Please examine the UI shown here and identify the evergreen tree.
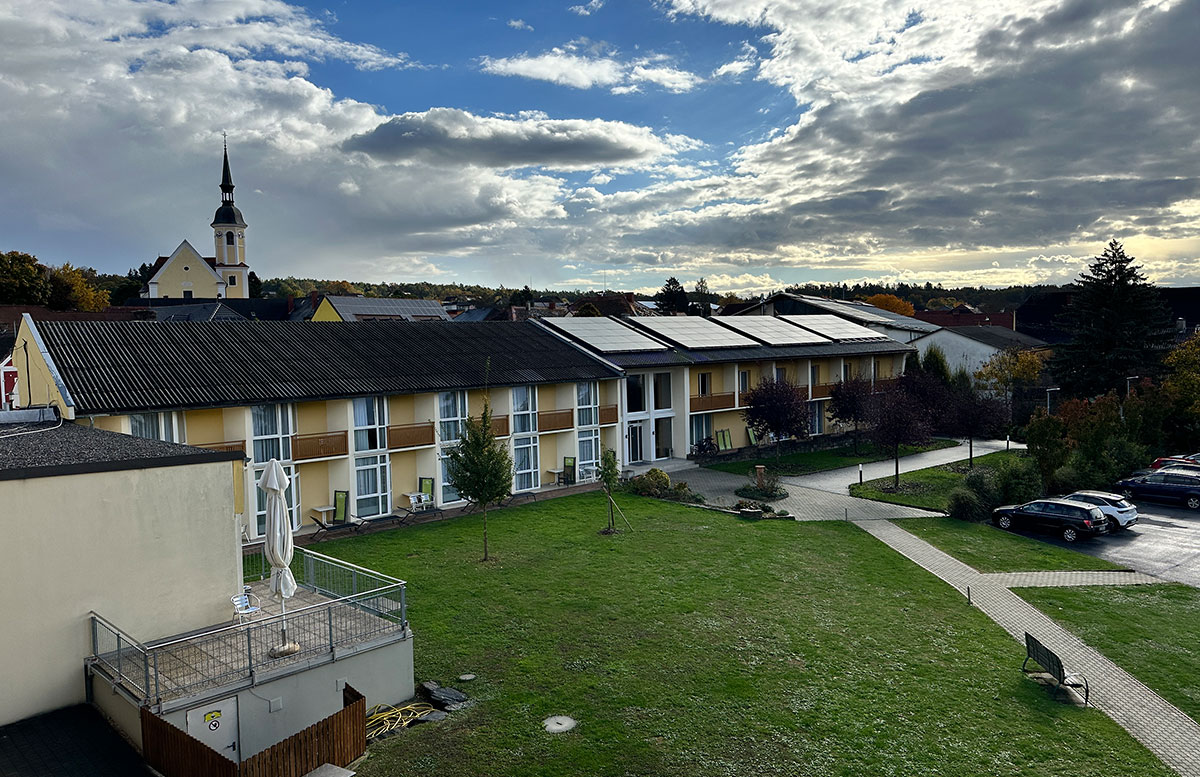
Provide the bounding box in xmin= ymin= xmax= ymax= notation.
xmin=921 ymin=345 xmax=952 ymax=385
xmin=248 ymin=271 xmax=263 ymax=299
xmin=1053 ymin=240 xmax=1173 ymax=397
xmin=654 ymin=277 xmax=689 ymax=314
xmin=443 ymin=399 xmax=513 ymax=561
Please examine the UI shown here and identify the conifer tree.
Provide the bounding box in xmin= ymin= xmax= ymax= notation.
xmin=1053 ymin=240 xmax=1173 ymax=397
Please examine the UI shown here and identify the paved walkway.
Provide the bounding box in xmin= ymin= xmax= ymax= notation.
xmin=855 ymin=518 xmax=1200 ymax=777
xmin=982 ymin=570 xmax=1161 ymax=588
xmin=681 ymin=467 xmax=941 ymax=520
xmin=783 ymin=438 xmax=1024 ymax=494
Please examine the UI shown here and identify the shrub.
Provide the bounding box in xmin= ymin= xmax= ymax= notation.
xmin=947 ymin=488 xmax=987 ymax=522
xmin=994 ymin=457 xmax=1042 ymax=505
xmin=629 ymin=468 xmax=671 ymax=498
xmin=963 ymin=467 xmax=999 ymax=508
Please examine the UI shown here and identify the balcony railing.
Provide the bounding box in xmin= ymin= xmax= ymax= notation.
xmin=88 ymin=547 xmax=407 ymax=707
xmin=292 ymin=431 xmax=348 ymax=460
xmin=491 ymin=415 xmax=510 ymax=437
xmin=598 ymin=404 xmax=618 ymax=425
xmin=690 ymin=392 xmax=735 ymax=413
xmin=387 ymin=422 xmax=435 ymax=449
xmin=191 ymin=440 xmax=246 ymax=455
xmin=809 ymin=383 xmax=835 ymax=399
xmin=738 ymin=391 xmax=751 ymax=407
xmin=873 ymin=377 xmax=900 ymax=392
xmin=538 ymin=409 xmax=574 ymax=432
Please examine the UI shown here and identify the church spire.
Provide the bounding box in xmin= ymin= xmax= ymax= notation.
xmin=211 ymin=135 xmax=246 ymax=230
xmin=220 ymin=134 xmax=235 ymax=204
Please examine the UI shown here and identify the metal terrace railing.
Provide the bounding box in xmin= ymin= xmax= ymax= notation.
xmin=88 ymin=547 xmax=407 ymax=707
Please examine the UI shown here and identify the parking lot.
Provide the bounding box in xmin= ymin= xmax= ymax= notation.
xmin=1040 ymin=501 xmax=1200 ymax=587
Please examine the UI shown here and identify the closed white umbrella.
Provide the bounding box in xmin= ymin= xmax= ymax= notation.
xmin=258 ymin=459 xmax=299 ymax=657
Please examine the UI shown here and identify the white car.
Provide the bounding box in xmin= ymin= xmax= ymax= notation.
xmin=1061 ymin=491 xmax=1139 ymax=530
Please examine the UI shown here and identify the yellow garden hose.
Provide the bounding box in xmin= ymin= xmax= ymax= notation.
xmin=365 ymin=702 xmax=438 ymax=739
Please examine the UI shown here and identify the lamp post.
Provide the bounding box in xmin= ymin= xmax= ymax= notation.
xmin=1046 ymin=387 xmax=1060 ymax=414
xmin=1126 ymin=376 xmax=1139 ymax=396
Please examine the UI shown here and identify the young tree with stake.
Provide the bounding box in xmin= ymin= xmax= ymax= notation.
xmin=443 ymin=399 xmax=513 ymax=561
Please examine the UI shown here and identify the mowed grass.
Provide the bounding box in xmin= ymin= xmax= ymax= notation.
xmin=1018 ymin=584 xmax=1200 ymax=724
xmin=849 ymin=450 xmax=1022 ymax=511
xmin=894 ymin=517 xmax=1125 ymax=573
xmin=314 ymin=493 xmax=1170 ymax=777
xmin=704 ymin=438 xmax=959 ymax=476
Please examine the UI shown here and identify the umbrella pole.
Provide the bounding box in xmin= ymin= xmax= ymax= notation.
xmin=269 ymin=588 xmax=301 ymax=658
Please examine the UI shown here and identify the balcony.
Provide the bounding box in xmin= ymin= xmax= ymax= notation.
xmin=538 ymin=409 xmax=574 ymax=432
xmin=491 ymin=414 xmax=510 ymax=437
xmin=191 ymin=439 xmax=246 ymax=455
xmin=690 ymin=392 xmax=735 ymax=413
xmin=292 ymin=430 xmax=348 ymax=461
xmin=809 ymin=383 xmax=835 ymax=399
xmin=87 ymin=547 xmax=408 ymax=707
xmin=873 ymin=377 xmax=900 ymax=393
xmin=598 ymin=404 xmax=618 ymax=425
xmin=387 ymin=422 xmax=435 ymax=450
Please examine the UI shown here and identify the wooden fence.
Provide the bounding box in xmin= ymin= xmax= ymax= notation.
xmin=141 ymin=707 xmax=237 ymax=777
xmin=140 ymin=685 xmax=366 ymax=777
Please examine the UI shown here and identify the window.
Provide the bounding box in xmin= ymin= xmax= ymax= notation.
xmin=653 ymin=372 xmax=671 ymax=410
xmin=690 ymin=414 xmax=713 ymax=447
xmin=441 ymin=456 xmax=460 ymax=503
xmin=578 ymin=428 xmax=600 ymax=469
xmin=355 ymin=454 xmax=389 ymax=517
xmin=228 ymin=275 xmax=237 ymax=286
xmin=129 ymin=411 xmax=180 ymax=443
xmin=738 ymin=370 xmax=750 ymax=394
xmin=775 ymin=367 xmax=786 ymax=383
xmin=577 ymin=381 xmax=598 ymax=427
xmin=842 ymin=362 xmax=850 ymax=382
xmin=697 ymin=372 xmax=712 ymax=396
xmin=514 ymin=435 xmax=540 ymax=491
xmin=254 ymin=463 xmax=299 ymax=535
xmin=438 ymin=391 xmax=468 ymax=443
xmin=226 ymin=231 xmax=235 ymax=245
xmin=809 ymin=400 xmax=825 ymax=435
xmin=627 ymin=375 xmax=646 ymax=413
xmin=810 ymin=364 xmax=820 ymax=386
xmin=512 ymin=386 xmax=538 ymax=433
xmin=353 ymin=396 xmax=388 ymax=451
xmin=252 ymin=404 xmax=294 ymax=463
xmin=183 ymin=290 xmax=193 ymax=299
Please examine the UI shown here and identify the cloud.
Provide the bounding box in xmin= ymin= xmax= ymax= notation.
xmin=713 ymin=42 xmax=758 ymax=78
xmin=481 ymin=43 xmax=703 ymax=93
xmin=507 ymin=19 xmax=533 ymax=31
xmin=343 ymin=108 xmax=693 ymax=170
xmin=569 ymin=0 xmax=605 ymax=16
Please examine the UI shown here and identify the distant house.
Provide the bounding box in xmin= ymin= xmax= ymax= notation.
xmin=122 ymin=295 xmax=319 ymax=321
xmin=912 ymin=309 xmax=1016 ymax=329
xmin=732 ymin=293 xmax=938 ymax=344
xmin=312 ymin=296 xmax=451 ymax=322
xmin=568 ymin=292 xmax=657 ymax=317
xmin=911 ymin=325 xmax=1048 ymax=375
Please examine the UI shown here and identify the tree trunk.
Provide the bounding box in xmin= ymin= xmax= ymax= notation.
xmin=482 ymin=508 xmax=489 ymax=561
xmin=893 ymin=446 xmax=900 ymax=490
xmin=608 ymin=493 xmax=615 ymax=532
xmin=853 ymin=421 xmax=860 ymax=454
xmin=969 ymin=436 xmax=974 ymax=467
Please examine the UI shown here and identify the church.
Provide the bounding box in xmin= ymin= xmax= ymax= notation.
xmin=141 ymin=144 xmax=252 ymax=300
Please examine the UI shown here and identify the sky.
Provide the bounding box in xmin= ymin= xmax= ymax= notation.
xmin=1 ymin=0 xmax=1199 ymax=297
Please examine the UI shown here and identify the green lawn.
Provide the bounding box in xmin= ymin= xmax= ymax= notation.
xmin=849 ymin=450 xmax=1022 ymax=511
xmin=704 ymin=438 xmax=959 ymax=476
xmin=1018 ymin=584 xmax=1200 ymax=723
xmin=311 ymin=492 xmax=1169 ymax=777
xmin=894 ymin=517 xmax=1125 ymax=573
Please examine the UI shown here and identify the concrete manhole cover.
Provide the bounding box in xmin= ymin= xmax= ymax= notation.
xmin=458 ymin=673 xmax=477 ymax=682
xmin=542 ymin=715 xmax=577 ymax=733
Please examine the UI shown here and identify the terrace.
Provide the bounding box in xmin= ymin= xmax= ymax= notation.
xmin=86 ymin=547 xmax=408 ymax=711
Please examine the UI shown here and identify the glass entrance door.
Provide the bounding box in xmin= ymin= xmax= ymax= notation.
xmin=628 ymin=422 xmax=645 ymax=463
xmin=653 ymin=417 xmax=672 ymax=460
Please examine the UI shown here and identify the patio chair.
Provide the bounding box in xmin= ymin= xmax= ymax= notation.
xmin=746 ymin=427 xmax=759 ymax=446
xmin=231 ymin=592 xmax=262 ymax=624
xmin=561 ymin=456 xmax=576 ymax=486
xmin=312 ymin=490 xmax=361 ymax=540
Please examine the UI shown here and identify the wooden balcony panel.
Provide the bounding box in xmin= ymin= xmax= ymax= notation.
xmin=491 ymin=415 xmax=510 ymax=437
xmin=689 ymin=392 xmax=736 ymax=413
xmin=292 ymin=430 xmax=348 ymax=461
xmin=808 ymin=383 xmax=834 ymax=399
xmin=873 ymin=378 xmax=900 ymax=392
xmin=387 ymin=422 xmax=435 ymax=449
xmin=192 ymin=439 xmax=246 ymax=455
xmin=738 ymin=392 xmax=750 ymax=407
xmin=538 ymin=409 xmax=574 ymax=432
xmin=598 ymin=405 xmax=618 ymax=425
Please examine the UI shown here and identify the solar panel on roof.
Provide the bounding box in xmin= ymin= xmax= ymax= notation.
xmin=799 ymin=297 xmax=892 ymax=324
xmin=717 ymin=316 xmax=832 ymax=345
xmin=546 ymin=317 xmax=667 ymax=352
xmin=633 ymin=317 xmax=759 ymax=349
xmin=779 ymin=314 xmax=890 ymax=342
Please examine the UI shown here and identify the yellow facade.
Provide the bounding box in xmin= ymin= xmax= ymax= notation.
xmin=146 ymin=241 xmax=228 ymax=300
xmin=312 ymin=298 xmax=343 ymax=322
xmin=13 ymin=320 xmax=71 ymax=416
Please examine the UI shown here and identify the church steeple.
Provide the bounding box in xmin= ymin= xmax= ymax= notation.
xmin=211 ymin=138 xmax=249 ymax=297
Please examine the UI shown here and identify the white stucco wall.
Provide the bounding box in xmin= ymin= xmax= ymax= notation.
xmin=912 ymin=329 xmax=999 ymax=376
xmin=0 ymin=460 xmax=240 ymax=726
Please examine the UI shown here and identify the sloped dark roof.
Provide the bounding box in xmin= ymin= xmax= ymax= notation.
xmin=325 ymin=296 xmax=450 ymax=321
xmin=33 ymin=320 xmax=621 ymax=415
xmin=0 ymin=417 xmax=242 ymax=480
xmin=120 ymin=297 xmax=317 ymax=321
xmin=146 ymin=302 xmax=244 ymax=322
xmin=944 ymin=326 xmax=1047 ymax=350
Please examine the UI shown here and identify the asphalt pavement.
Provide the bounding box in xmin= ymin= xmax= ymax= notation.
xmin=1037 ymin=500 xmax=1200 ymax=588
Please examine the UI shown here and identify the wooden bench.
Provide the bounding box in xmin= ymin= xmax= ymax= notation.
xmin=1022 ymin=632 xmax=1089 ymax=706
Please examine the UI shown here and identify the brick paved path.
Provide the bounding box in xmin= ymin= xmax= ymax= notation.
xmin=856 ymin=519 xmax=1200 ymax=777
xmin=982 ymin=570 xmax=1161 ymax=588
